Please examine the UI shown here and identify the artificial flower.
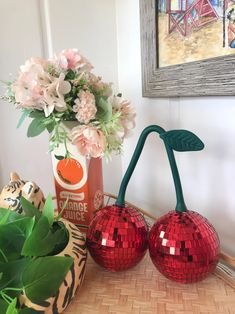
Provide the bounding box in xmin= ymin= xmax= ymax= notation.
xmin=71 ymin=125 xmax=106 ymax=158
xmin=55 ymin=48 xmax=93 ymax=72
xmin=111 ymin=96 xmax=136 ymax=136
xmin=73 ymin=90 xmax=97 ymax=123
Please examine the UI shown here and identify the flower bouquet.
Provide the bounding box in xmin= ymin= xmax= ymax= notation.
xmin=2 ymin=49 xmax=136 ymax=228
xmin=2 ymin=48 xmax=135 ymax=158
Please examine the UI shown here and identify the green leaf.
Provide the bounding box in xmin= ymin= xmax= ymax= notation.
xmin=22 ymin=256 xmax=73 ymax=303
xmin=65 ymin=69 xmax=76 ymax=80
xmin=0 ymin=221 xmax=31 ymax=262
xmin=6 ymin=298 xmax=17 ymax=314
xmin=160 ymin=130 xmax=204 ymax=152
xmin=0 ymin=209 xmax=22 ymax=223
xmin=21 ymin=216 xmax=66 ymax=257
xmin=29 ymin=111 xmax=45 ymax=119
xmin=0 ymin=258 xmax=29 ymax=290
xmin=20 ymin=197 xmax=41 ymax=223
xmin=27 ymin=119 xmax=46 ymax=137
xmin=0 ymin=299 xmax=8 ymax=313
xmin=54 ymin=155 xmax=65 ymax=160
xmin=96 ymin=97 xmax=112 ymax=122
xmin=0 ymin=217 xmax=35 ymax=262
xmin=42 ymin=195 xmax=54 ymax=225
xmin=0 ymin=211 xmax=11 ymax=225
xmin=46 ymin=123 xmax=55 ymax=133
xmin=17 ymin=110 xmax=31 ymax=129
xmin=12 ymin=217 xmax=35 ymax=239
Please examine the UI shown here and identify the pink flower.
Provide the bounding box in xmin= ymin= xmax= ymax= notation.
xmin=71 ymin=125 xmax=106 ymax=158
xmin=73 ymin=90 xmax=97 ymax=123
xmin=111 ymin=96 xmax=136 ymax=136
xmin=13 ymin=58 xmax=51 ymax=111
xmin=55 ymin=49 xmax=93 ymax=72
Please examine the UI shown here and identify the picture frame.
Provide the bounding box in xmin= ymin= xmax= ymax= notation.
xmin=139 ymin=0 xmax=235 ymax=97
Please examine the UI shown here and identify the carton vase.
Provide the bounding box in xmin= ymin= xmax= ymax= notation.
xmin=51 ymin=122 xmax=103 ymax=233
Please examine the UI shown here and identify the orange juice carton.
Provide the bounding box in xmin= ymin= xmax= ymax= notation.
xmin=51 ymin=141 xmax=103 ymax=233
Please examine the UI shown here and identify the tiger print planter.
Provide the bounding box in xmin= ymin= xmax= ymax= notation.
xmin=0 ymin=172 xmax=87 ymax=313
xmin=20 ymin=219 xmax=87 ymax=313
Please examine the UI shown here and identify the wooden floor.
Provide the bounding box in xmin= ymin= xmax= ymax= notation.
xmin=64 ymin=253 xmax=235 ymax=314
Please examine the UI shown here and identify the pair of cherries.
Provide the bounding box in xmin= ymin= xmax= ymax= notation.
xmin=86 ymin=125 xmax=220 ymax=284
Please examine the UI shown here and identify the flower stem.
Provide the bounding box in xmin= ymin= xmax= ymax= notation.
xmin=115 ymin=124 xmax=187 ymax=213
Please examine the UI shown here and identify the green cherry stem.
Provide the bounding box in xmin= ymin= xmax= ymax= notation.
xmin=163 ymin=142 xmax=187 ymax=212
xmin=115 ymin=125 xmax=187 ymax=213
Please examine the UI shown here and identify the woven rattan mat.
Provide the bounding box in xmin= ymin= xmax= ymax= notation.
xmin=64 ymin=253 xmax=235 ymax=314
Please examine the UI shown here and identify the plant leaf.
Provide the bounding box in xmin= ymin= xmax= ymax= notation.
xmin=20 ymin=197 xmax=41 ymax=223
xmin=17 ymin=110 xmax=31 ymax=129
xmin=27 ymin=118 xmax=45 ymax=137
xmin=42 ymin=195 xmax=54 ymax=225
xmin=160 ymin=130 xmax=204 ymax=152
xmin=22 ymin=256 xmax=73 ymax=303
xmin=0 ymin=209 xmax=22 ymax=223
xmin=21 ymin=216 xmax=66 ymax=257
xmin=0 ymin=211 xmax=11 ymax=225
xmin=6 ymin=298 xmax=17 ymax=314
xmin=0 ymin=218 xmax=34 ymax=262
xmin=11 ymin=217 xmax=35 ymax=239
xmin=54 ymin=155 xmax=65 ymax=160
xmin=0 ymin=258 xmax=29 ymax=290
xmin=0 ymin=299 xmax=8 ymax=313
xmin=46 ymin=123 xmax=55 ymax=133
xmin=29 ymin=111 xmax=45 ymax=119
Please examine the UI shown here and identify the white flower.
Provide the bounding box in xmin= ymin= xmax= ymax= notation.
xmin=13 ymin=58 xmax=51 ymax=111
xmin=111 ymin=96 xmax=136 ymax=136
xmin=44 ymin=73 xmax=71 ymax=117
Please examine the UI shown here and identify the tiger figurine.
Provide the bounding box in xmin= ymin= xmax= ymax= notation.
xmin=19 ymin=219 xmax=87 ymax=314
xmin=0 ymin=172 xmax=45 ymax=212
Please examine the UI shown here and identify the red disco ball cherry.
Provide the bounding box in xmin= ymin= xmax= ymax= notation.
xmin=86 ymin=205 xmax=148 ymax=271
xmin=149 ymin=210 xmax=220 ymax=283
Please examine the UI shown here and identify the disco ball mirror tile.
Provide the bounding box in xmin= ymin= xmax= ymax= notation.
xmin=87 ymin=205 xmax=148 ymax=271
xmin=149 ymin=210 xmax=220 ymax=283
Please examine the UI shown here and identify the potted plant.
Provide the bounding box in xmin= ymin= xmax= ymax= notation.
xmin=0 ymin=194 xmax=87 ymax=313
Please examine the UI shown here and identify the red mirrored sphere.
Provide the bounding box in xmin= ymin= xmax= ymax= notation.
xmin=149 ymin=210 xmax=220 ymax=283
xmin=86 ymin=205 xmax=148 ymax=271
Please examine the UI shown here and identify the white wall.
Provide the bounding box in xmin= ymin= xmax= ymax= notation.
xmin=115 ymin=0 xmax=235 ymax=255
xmin=0 ymin=0 xmax=121 ymax=194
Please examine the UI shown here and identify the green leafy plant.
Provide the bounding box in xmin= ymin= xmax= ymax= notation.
xmin=0 ymin=195 xmax=72 ymax=314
